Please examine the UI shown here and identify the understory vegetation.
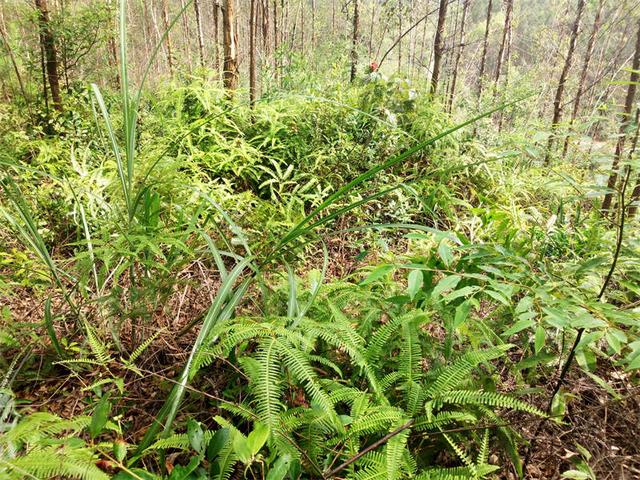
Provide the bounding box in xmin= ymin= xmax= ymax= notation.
xmin=1 ymin=0 xmax=640 ymax=479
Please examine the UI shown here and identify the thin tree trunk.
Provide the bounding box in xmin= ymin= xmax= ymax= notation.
xmin=106 ymin=0 xmax=120 ymax=87
xmin=368 ymin=0 xmax=377 ymax=57
xmin=35 ymin=0 xmax=62 ymax=111
xmin=222 ymin=0 xmax=239 ymax=95
xmin=627 ymin=107 xmax=640 ymax=217
xmin=476 ymin=0 xmax=492 ymax=100
xmin=213 ymin=1 xmax=220 ymax=71
xmin=300 ymin=0 xmax=305 ymax=55
xmin=493 ymin=0 xmax=513 ymax=95
xmin=149 ymin=0 xmax=169 ymax=76
xmin=544 ymin=0 xmax=585 ymax=164
xmin=350 ymin=0 xmax=359 ymax=82
xmin=447 ymin=0 xmax=469 ymax=112
xmin=193 ymin=0 xmax=205 ymax=67
xmin=39 ymin=34 xmax=49 ymax=112
xmin=249 ymin=0 xmax=257 ymax=104
xmin=161 ymin=0 xmax=174 ymax=74
xmin=430 ymin=0 xmax=448 ymax=95
xmin=442 ymin=0 xmax=459 ymax=92
xmin=179 ymin=0 xmax=193 ymax=72
xmin=273 ymin=0 xmax=278 ymax=79
xmin=601 ymin=18 xmax=640 ymax=215
xmin=562 ymin=0 xmax=604 ymax=158
xmin=497 ymin=8 xmax=513 ymax=131
xmin=261 ymin=0 xmax=270 ymax=54
xmin=0 ymin=7 xmax=29 ymax=105
xmin=311 ymin=0 xmax=315 ymax=48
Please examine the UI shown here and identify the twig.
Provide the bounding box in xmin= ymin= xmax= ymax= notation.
xmin=323 ymin=419 xmax=414 ymax=479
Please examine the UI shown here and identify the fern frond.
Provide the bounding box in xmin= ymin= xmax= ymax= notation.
xmin=2 ymin=445 xmax=109 ymax=480
xmin=254 ymin=338 xmax=284 ymax=429
xmin=424 ymin=345 xmax=512 ymax=398
xmin=364 ymin=314 xmax=402 ymax=364
xmin=83 ymin=321 xmax=111 ymax=365
xmin=385 ymin=422 xmax=410 ymax=480
xmin=276 ymin=340 xmax=334 ymax=415
xmin=125 ymin=329 xmax=164 ymax=366
xmin=435 ymin=390 xmax=544 ymax=416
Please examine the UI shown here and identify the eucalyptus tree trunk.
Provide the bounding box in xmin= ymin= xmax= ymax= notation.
xmin=179 ymin=0 xmax=193 ymax=72
xmin=493 ymin=0 xmax=513 ymax=95
xmin=213 ymin=1 xmax=220 ymax=70
xmin=601 ymin=19 xmax=640 ymax=215
xmin=476 ymin=0 xmax=493 ymax=100
xmin=249 ymin=0 xmax=257 ymax=104
xmin=627 ymin=108 xmax=640 ymax=217
xmin=222 ymin=0 xmax=239 ymax=95
xmin=161 ymin=0 xmax=174 ymax=74
xmin=562 ymin=0 xmax=604 ymax=158
xmin=261 ymin=0 xmax=270 ymax=54
xmin=544 ymin=0 xmax=585 ymax=164
xmin=273 ymin=0 xmax=278 ymax=78
xmin=193 ymin=0 xmax=205 ymax=67
xmin=350 ymin=0 xmax=359 ymax=82
xmin=430 ymin=0 xmax=447 ymax=95
xmin=447 ymin=0 xmax=469 ymax=112
xmin=35 ymin=0 xmax=62 ymax=111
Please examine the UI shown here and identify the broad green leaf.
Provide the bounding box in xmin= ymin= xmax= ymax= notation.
xmin=187 ymin=419 xmax=204 ymax=453
xmin=247 ymin=422 xmax=270 ymax=456
xmin=113 ymin=439 xmax=128 ymax=463
xmin=561 ymin=470 xmax=591 ymax=480
xmin=361 ymin=264 xmax=394 ymax=285
xmin=207 ymin=428 xmax=230 ymax=461
xmin=432 ymin=275 xmax=462 ymax=299
xmin=232 ymin=432 xmax=252 ymax=464
xmin=453 ymin=301 xmax=471 ymax=329
xmin=534 ymin=325 xmax=545 ymax=354
xmin=485 ymin=289 xmax=510 ymax=306
xmin=443 ymin=286 xmax=479 ymax=303
xmin=266 ymin=454 xmax=292 ymax=480
xmin=90 ymin=393 xmax=111 ymax=439
xmin=407 ymin=269 xmax=423 ymax=300
xmin=438 ymin=240 xmax=454 ymax=267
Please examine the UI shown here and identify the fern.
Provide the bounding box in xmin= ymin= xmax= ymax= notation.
xmin=385 ymin=422 xmax=410 ymax=480
xmin=434 ymin=390 xmax=544 ymax=416
xmin=424 ymin=345 xmax=513 ymax=399
xmin=254 ymin=338 xmax=283 ymax=429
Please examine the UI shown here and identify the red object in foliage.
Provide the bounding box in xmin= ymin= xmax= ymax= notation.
xmin=369 ymin=61 xmax=379 ymax=72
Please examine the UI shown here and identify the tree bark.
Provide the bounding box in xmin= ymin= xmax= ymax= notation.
xmin=447 ymin=0 xmax=469 ymax=112
xmin=430 ymin=0 xmax=448 ymax=95
xmin=562 ymin=0 xmax=604 ymax=158
xmin=476 ymin=0 xmax=493 ymax=100
xmin=350 ymin=0 xmax=359 ymax=82
xmin=159 ymin=0 xmax=174 ymax=74
xmin=222 ymin=0 xmax=239 ymax=95
xmin=193 ymin=0 xmax=205 ymax=67
xmin=493 ymin=0 xmax=513 ymax=94
xmin=272 ymin=0 xmax=279 ymax=80
xmin=213 ymin=1 xmax=220 ymax=71
xmin=601 ymin=18 xmax=640 ymax=215
xmin=35 ymin=0 xmax=62 ymax=111
xmin=627 ymin=107 xmax=640 ymax=217
xmin=179 ymin=0 xmax=193 ymax=72
xmin=249 ymin=0 xmax=257 ymax=104
xmin=544 ymin=0 xmax=586 ymax=164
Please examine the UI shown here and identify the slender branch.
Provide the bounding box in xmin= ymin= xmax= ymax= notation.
xmin=323 ymin=419 xmax=414 ymax=478
xmin=523 ymin=164 xmax=632 ymax=474
xmin=378 ymin=0 xmax=455 ymax=69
